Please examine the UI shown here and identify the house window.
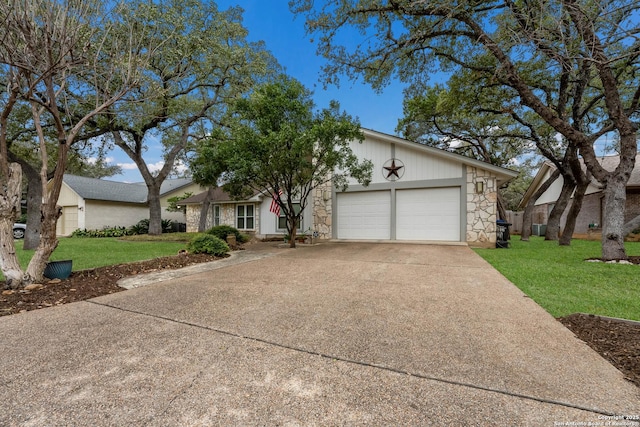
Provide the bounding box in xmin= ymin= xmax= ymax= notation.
xmin=278 ymin=203 xmax=303 ymax=230
xmin=236 ymin=204 xmax=254 ymax=229
xmin=213 ymin=205 xmax=220 ymax=226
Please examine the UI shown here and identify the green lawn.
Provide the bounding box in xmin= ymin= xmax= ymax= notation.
xmin=475 ymin=237 xmax=640 ymax=321
xmin=11 ymin=235 xmax=189 ymax=273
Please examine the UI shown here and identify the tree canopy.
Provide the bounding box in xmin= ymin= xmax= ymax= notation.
xmin=0 ymin=0 xmax=144 ymax=286
xmin=192 ymin=75 xmax=373 ymax=247
xmin=94 ymin=0 xmax=280 ymax=235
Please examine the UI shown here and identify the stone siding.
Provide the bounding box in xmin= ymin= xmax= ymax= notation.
xmin=186 ymin=205 xmax=207 ymax=232
xmin=466 ymin=167 xmax=497 ymax=248
xmin=312 ymin=181 xmax=332 ymax=239
xmin=185 ymin=203 xmax=242 ymax=232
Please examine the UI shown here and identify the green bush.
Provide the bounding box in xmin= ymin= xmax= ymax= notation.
xmin=70 ymin=227 xmax=131 ymax=238
xmin=129 ymin=219 xmax=175 ymax=235
xmin=187 ymin=234 xmax=229 ymax=256
xmin=206 ymin=225 xmax=248 ymax=243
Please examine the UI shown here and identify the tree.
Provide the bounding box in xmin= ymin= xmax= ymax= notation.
xmin=10 ymin=132 xmax=121 ymax=249
xmin=194 ymin=76 xmax=373 ymax=248
xmin=397 ymin=73 xmax=541 ymax=220
xmin=97 ymin=0 xmax=279 ymax=235
xmin=292 ymin=0 xmax=640 ymax=260
xmin=166 ymin=192 xmax=193 ymax=214
xmin=0 ymin=0 xmax=142 ymax=287
xmin=397 ymin=69 xmax=589 ymax=242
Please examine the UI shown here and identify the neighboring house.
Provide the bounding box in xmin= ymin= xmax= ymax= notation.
xmin=518 ymin=154 xmax=640 ymax=236
xmin=181 ymin=129 xmax=518 ymax=247
xmin=54 ymin=174 xmax=205 ymax=235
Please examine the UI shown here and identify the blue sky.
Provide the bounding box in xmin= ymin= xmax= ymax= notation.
xmin=111 ymin=1 xmax=408 ymax=182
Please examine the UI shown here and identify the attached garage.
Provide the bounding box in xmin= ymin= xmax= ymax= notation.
xmin=396 ymin=187 xmax=460 ymax=241
xmin=326 ymin=129 xmax=518 ymax=247
xmin=336 ymin=191 xmax=391 ymax=239
xmin=336 ymin=187 xmax=461 ymax=242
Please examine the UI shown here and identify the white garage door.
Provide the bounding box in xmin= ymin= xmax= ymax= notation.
xmin=337 ymin=191 xmax=391 ymax=239
xmin=396 ymin=187 xmax=460 ymax=241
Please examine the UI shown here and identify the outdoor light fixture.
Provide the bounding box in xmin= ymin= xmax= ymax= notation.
xmin=475 ymin=181 xmax=484 ymax=194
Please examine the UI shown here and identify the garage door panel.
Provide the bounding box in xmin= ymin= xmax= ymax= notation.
xmin=337 ymin=191 xmax=390 ymax=239
xmin=396 ymin=188 xmax=460 ymax=241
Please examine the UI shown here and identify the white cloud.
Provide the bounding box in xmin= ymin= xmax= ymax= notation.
xmin=117 ymin=162 xmax=139 ymax=170
xmin=147 ymin=161 xmax=165 ymax=173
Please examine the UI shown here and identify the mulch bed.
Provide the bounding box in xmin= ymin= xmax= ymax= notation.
xmin=0 ymin=251 xmax=638 ymax=389
xmin=559 ymin=313 xmax=640 ymax=388
xmin=0 ymin=253 xmax=222 ymax=316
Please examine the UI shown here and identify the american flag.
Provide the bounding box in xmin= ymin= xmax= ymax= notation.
xmin=270 ymin=189 xmax=283 ymax=216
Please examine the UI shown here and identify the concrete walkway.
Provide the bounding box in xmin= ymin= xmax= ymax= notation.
xmin=1 ymin=243 xmax=638 ymax=426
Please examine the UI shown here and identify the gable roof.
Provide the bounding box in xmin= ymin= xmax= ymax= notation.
xmin=62 ymin=174 xmax=195 ymax=204
xmin=518 ymin=153 xmax=640 ymax=209
xmin=180 ymin=187 xmax=264 ymax=205
xmin=180 ymin=187 xmax=233 ymax=205
xmin=362 ymin=128 xmax=519 ymax=183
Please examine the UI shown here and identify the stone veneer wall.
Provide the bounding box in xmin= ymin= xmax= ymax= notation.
xmin=466 ymin=167 xmax=498 ymax=248
xmin=186 ymin=205 xmax=207 ymax=232
xmin=312 ymin=181 xmax=333 ymax=239
xmin=185 ymin=203 xmax=248 ymax=233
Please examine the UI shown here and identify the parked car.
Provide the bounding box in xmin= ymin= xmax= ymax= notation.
xmin=13 ymin=223 xmax=26 ymax=239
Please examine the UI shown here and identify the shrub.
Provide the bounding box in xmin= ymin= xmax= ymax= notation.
xmin=206 ymin=225 xmax=248 ymax=243
xmin=129 ymin=219 xmax=149 ymax=235
xmin=129 ymin=219 xmax=176 ymax=235
xmin=187 ymin=234 xmax=229 ymax=256
xmin=70 ymin=227 xmax=131 ymax=238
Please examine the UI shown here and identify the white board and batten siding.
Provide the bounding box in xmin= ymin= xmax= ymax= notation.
xmin=334 ymin=131 xmax=466 ymax=242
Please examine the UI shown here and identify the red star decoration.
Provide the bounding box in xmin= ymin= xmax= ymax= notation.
xmin=384 ymin=159 xmax=404 ymax=179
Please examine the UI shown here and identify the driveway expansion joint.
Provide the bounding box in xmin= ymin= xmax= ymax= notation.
xmin=87 ymin=300 xmax=618 ymax=418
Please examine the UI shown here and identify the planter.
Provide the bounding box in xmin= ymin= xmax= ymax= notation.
xmin=44 ymin=260 xmax=73 ymax=280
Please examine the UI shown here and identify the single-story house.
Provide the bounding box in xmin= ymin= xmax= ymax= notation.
xmin=518 ymin=154 xmax=640 ymax=235
xmin=54 ymin=174 xmax=205 ymax=235
xmin=181 ymin=129 xmax=518 ymax=247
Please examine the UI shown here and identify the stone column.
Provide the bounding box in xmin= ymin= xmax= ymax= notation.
xmin=466 ymin=167 xmax=498 ymax=248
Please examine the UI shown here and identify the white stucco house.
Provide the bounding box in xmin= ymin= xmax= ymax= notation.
xmin=181 ymin=129 xmax=517 ymax=247
xmin=54 ymin=174 xmax=205 ymax=235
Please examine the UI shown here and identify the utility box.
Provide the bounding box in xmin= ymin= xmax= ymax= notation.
xmin=496 ymin=219 xmax=512 ymax=248
xmin=532 ymin=224 xmax=547 ymax=236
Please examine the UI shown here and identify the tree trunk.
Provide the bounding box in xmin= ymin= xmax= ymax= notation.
xmin=19 ymin=161 xmax=43 ymax=250
xmin=25 ymin=204 xmax=61 ymax=282
xmin=521 ymin=169 xmax=560 ymax=241
xmin=287 ymin=215 xmax=297 ymax=249
xmin=600 ymin=176 xmax=629 ymax=260
xmin=147 ymin=185 xmax=163 ymax=235
xmin=198 ymin=187 xmax=215 ymax=232
xmin=0 ymin=163 xmax=25 ymax=289
xmin=24 ymin=139 xmax=71 ymax=282
xmin=496 ymin=192 xmax=507 ymax=221
xmin=559 ymin=178 xmax=589 ymax=246
xmin=545 ymin=179 xmax=574 ymax=241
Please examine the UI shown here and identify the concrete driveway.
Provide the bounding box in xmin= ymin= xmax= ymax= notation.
xmin=1 ymin=242 xmax=638 ymax=426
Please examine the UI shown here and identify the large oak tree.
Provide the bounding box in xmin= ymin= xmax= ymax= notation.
xmin=292 ymin=0 xmax=640 ymax=260
xmin=98 ymin=0 xmax=279 ymax=235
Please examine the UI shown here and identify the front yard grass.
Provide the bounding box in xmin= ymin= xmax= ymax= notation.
xmin=12 ymin=236 xmax=187 ymax=273
xmin=475 ymin=237 xmax=640 ymax=321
